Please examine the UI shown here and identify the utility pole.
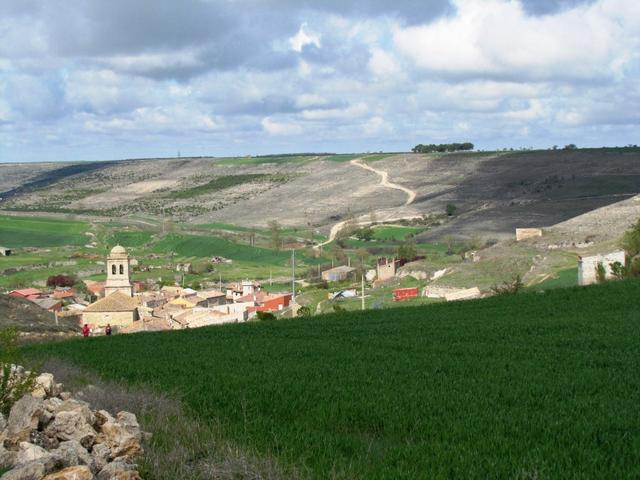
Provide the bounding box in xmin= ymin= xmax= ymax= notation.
xmin=269 ymin=268 xmax=272 ymax=286
xmin=361 ymin=274 xmax=365 ymax=311
xmin=291 ymin=249 xmax=296 ymax=302
xmin=162 ymin=207 xmax=165 ymax=235
xmin=219 ymin=273 xmax=222 ymax=291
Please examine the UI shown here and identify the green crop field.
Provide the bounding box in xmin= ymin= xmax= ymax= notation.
xmin=28 ymin=280 xmax=640 ymax=479
xmin=108 ymin=231 xmax=154 ymax=247
xmin=153 ymin=233 xmax=295 ymax=265
xmin=0 ymin=215 xmax=88 ymax=248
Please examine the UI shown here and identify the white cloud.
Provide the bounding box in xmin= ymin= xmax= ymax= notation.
xmin=368 ymin=48 xmax=401 ymax=78
xmin=363 ymin=116 xmax=393 ymax=137
xmin=261 ymin=117 xmax=303 ymax=136
xmin=289 ymin=23 xmax=321 ymax=53
xmin=301 ymin=102 xmax=368 ymax=120
xmin=393 ymin=0 xmax=639 ymax=81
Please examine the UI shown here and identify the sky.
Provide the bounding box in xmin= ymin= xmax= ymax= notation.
xmin=0 ymin=0 xmax=639 ymax=163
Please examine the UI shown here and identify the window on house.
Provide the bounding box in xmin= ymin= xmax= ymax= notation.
xmin=112 ymin=265 xmax=116 ymax=275
xmin=120 ymin=264 xmax=124 ymax=275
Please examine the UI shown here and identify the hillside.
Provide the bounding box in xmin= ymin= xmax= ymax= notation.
xmin=2 ymin=148 xmax=640 ymax=241
xmin=28 ymin=279 xmax=640 ymax=479
xmin=0 ymin=294 xmax=78 ymax=334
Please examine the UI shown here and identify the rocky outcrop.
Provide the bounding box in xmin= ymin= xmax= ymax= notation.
xmin=1 ymin=369 xmax=144 ymax=480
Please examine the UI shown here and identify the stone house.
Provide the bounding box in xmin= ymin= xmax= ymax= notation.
xmin=82 ymin=291 xmax=140 ymax=328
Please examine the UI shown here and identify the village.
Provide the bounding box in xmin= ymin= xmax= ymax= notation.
xmin=2 ymin=222 xmax=627 ymax=335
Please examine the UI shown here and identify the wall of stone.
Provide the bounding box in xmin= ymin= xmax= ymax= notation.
xmin=577 ymin=250 xmax=626 ymax=285
xmin=516 ymin=228 xmax=542 ymax=241
xmin=82 ymin=311 xmax=137 ymax=328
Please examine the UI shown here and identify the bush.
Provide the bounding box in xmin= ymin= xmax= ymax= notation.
xmin=610 ymin=261 xmax=627 ymax=280
xmin=445 ymin=204 xmax=458 ymax=217
xmin=1 ymin=328 xmax=37 ymax=415
xmin=297 ymin=306 xmax=311 ymax=317
xmin=596 ymin=262 xmax=607 ymax=284
xmin=46 ymin=274 xmax=77 ymax=288
xmin=256 ymin=311 xmax=276 ymax=321
xmin=354 ymin=228 xmax=374 ymax=241
xmin=490 ymin=275 xmax=524 ymax=295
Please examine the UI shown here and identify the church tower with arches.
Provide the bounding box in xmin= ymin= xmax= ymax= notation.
xmin=104 ymin=245 xmax=133 ymax=297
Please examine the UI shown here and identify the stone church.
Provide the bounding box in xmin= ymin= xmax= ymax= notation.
xmin=83 ymin=245 xmax=139 ymax=328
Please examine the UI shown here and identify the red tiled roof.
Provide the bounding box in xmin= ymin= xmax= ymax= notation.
xmin=52 ymin=290 xmax=76 ymax=299
xmin=9 ymin=288 xmax=42 ymax=297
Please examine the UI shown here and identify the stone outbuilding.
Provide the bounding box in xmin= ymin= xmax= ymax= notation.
xmin=578 ymin=250 xmax=626 ymax=285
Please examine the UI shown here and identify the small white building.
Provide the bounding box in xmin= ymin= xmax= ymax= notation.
xmin=578 ymin=251 xmax=626 ymax=285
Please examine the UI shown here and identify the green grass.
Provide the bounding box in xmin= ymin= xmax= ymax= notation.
xmin=323 ymin=154 xmax=361 ymax=162
xmin=108 ymin=231 xmax=154 ymax=247
xmin=28 ymin=280 xmax=640 ymax=478
xmin=530 ymin=267 xmax=579 ymax=291
xmin=363 ymin=154 xmax=394 ymax=162
xmin=0 ymin=215 xmax=88 ymax=248
xmin=372 ymin=225 xmax=427 ymax=241
xmin=167 ymin=174 xmax=273 ymax=199
xmin=153 ymin=233 xmax=293 ymax=265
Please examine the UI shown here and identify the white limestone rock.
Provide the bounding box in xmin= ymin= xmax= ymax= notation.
xmin=6 ymin=396 xmax=45 ymax=444
xmin=44 ymin=411 xmax=96 ymax=449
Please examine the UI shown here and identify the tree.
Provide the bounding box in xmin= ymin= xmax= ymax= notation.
xmin=268 ymin=220 xmax=282 ymax=250
xmin=354 ymin=227 xmax=374 ymax=241
xmin=46 ymin=274 xmax=77 ymax=288
xmin=563 ymin=144 xmax=577 ymax=150
xmin=412 ymin=142 xmax=474 ymax=153
xmin=621 ymin=218 xmax=640 ymax=258
xmin=330 ymin=243 xmax=347 ymax=265
xmin=445 ymin=204 xmax=458 ymax=217
xmin=490 ymin=275 xmax=524 ymax=295
xmin=397 ymin=239 xmax=417 ymax=262
xmin=610 ymin=261 xmax=627 ymax=280
xmin=595 ymin=262 xmax=607 ymax=283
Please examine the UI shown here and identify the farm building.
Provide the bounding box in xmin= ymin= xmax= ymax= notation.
xmin=29 ymin=297 xmax=63 ymax=312
xmin=226 ymin=280 xmax=261 ymax=300
xmin=578 ymin=251 xmax=626 ymax=285
xmin=393 ymin=287 xmax=419 ymax=302
xmin=0 ymin=246 xmax=12 ymax=256
xmin=246 ymin=293 xmax=293 ymax=313
xmin=321 ymin=266 xmax=356 ymax=282
xmin=9 ymin=288 xmax=42 ymax=298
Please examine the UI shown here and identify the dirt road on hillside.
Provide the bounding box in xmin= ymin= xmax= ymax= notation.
xmin=351 ymin=158 xmax=416 ymax=206
xmin=315 ymin=158 xmax=419 ymax=248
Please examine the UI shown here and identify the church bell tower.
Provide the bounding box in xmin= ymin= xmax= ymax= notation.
xmin=104 ymin=245 xmax=133 ymax=297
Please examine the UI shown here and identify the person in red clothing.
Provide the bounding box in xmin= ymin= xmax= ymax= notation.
xmin=82 ymin=324 xmax=90 ymax=337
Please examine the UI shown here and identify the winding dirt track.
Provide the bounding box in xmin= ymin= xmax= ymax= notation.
xmin=350 ymin=158 xmax=416 ymax=206
xmin=315 ymin=158 xmax=418 ymax=248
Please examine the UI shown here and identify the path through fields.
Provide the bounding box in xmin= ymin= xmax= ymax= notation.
xmin=315 ymin=158 xmax=418 ymax=249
